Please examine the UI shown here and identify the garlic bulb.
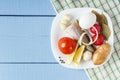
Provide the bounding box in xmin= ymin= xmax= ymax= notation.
xmin=60 ymin=19 xmax=69 ymax=26
xmin=83 ymin=51 xmax=92 ymax=61
xmin=60 ymin=14 xmax=72 ymax=30
xmin=63 ymin=14 xmax=72 ymax=21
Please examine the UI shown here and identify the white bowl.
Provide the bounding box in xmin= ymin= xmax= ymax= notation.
xmin=51 ymin=8 xmax=114 ymax=69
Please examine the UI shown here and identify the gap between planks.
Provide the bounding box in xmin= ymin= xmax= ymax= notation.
xmin=0 ymin=62 xmax=58 ymax=64
xmin=0 ymin=15 xmax=56 ymax=17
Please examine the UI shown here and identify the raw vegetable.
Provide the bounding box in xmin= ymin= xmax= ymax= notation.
xmin=58 ymin=37 xmax=77 ymax=54
xmin=83 ymin=51 xmax=92 ymax=61
xmin=91 ymin=10 xmax=102 ymax=24
xmin=101 ymin=23 xmax=111 ymax=40
xmin=92 ymin=10 xmax=111 ymax=40
xmin=92 ymin=43 xmax=111 ymax=65
xmin=74 ymin=20 xmax=95 ymax=52
xmin=91 ymin=10 xmax=108 ymax=26
xmin=90 ymin=24 xmax=101 ymax=34
xmin=63 ymin=14 xmax=72 ymax=21
xmin=60 ymin=19 xmax=69 ymax=25
xmin=92 ymin=34 xmax=104 ymax=46
xmin=66 ymin=20 xmax=95 ymax=52
xmin=60 ymin=14 xmax=72 ymax=30
xmin=78 ymin=32 xmax=92 ymax=45
xmin=79 ymin=26 xmax=99 ymax=46
xmin=101 ymin=14 xmax=108 ymax=25
xmin=60 ymin=23 xmax=67 ymax=30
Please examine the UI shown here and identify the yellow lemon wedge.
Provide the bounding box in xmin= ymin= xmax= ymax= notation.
xmin=73 ymin=45 xmax=85 ymax=64
xmin=66 ymin=44 xmax=79 ymax=64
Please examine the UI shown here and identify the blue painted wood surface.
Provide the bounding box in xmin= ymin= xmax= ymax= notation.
xmin=0 ymin=17 xmax=55 ymax=62
xmin=0 ymin=64 xmax=89 ymax=80
xmin=0 ymin=0 xmax=89 ymax=80
xmin=0 ymin=0 xmax=55 ymax=15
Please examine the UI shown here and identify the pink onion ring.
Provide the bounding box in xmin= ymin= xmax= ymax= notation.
xmin=78 ymin=26 xmax=98 ymax=45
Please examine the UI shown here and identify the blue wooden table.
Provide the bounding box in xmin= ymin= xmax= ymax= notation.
xmin=0 ymin=0 xmax=89 ymax=80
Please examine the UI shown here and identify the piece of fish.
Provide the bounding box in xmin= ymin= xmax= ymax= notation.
xmin=65 ymin=20 xmax=81 ymax=40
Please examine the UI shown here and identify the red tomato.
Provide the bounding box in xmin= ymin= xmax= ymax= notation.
xmin=90 ymin=24 xmax=101 ymax=35
xmin=92 ymin=34 xmax=104 ymax=46
xmin=58 ymin=37 xmax=77 ymax=54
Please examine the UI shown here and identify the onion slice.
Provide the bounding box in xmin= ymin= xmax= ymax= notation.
xmin=78 ymin=32 xmax=87 ymax=45
xmin=78 ymin=26 xmax=98 ymax=45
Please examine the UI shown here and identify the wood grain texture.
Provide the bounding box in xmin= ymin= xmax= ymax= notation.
xmin=0 ymin=0 xmax=89 ymax=80
xmin=0 ymin=17 xmax=55 ymax=62
xmin=0 ymin=0 xmax=55 ymax=15
xmin=0 ymin=64 xmax=89 ymax=80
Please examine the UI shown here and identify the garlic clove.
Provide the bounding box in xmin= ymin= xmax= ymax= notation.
xmin=60 ymin=23 xmax=67 ymax=30
xmin=60 ymin=19 xmax=69 ymax=25
xmin=63 ymin=14 xmax=72 ymax=21
xmin=83 ymin=51 xmax=92 ymax=61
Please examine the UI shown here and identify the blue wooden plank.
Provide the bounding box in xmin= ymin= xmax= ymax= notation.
xmin=0 ymin=37 xmax=55 ymax=62
xmin=0 ymin=16 xmax=89 ymax=80
xmin=0 ymin=64 xmax=89 ymax=80
xmin=0 ymin=17 xmax=55 ymax=62
xmin=0 ymin=0 xmax=89 ymax=79
xmin=0 ymin=17 xmax=53 ymax=36
xmin=0 ymin=0 xmax=56 ymax=15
